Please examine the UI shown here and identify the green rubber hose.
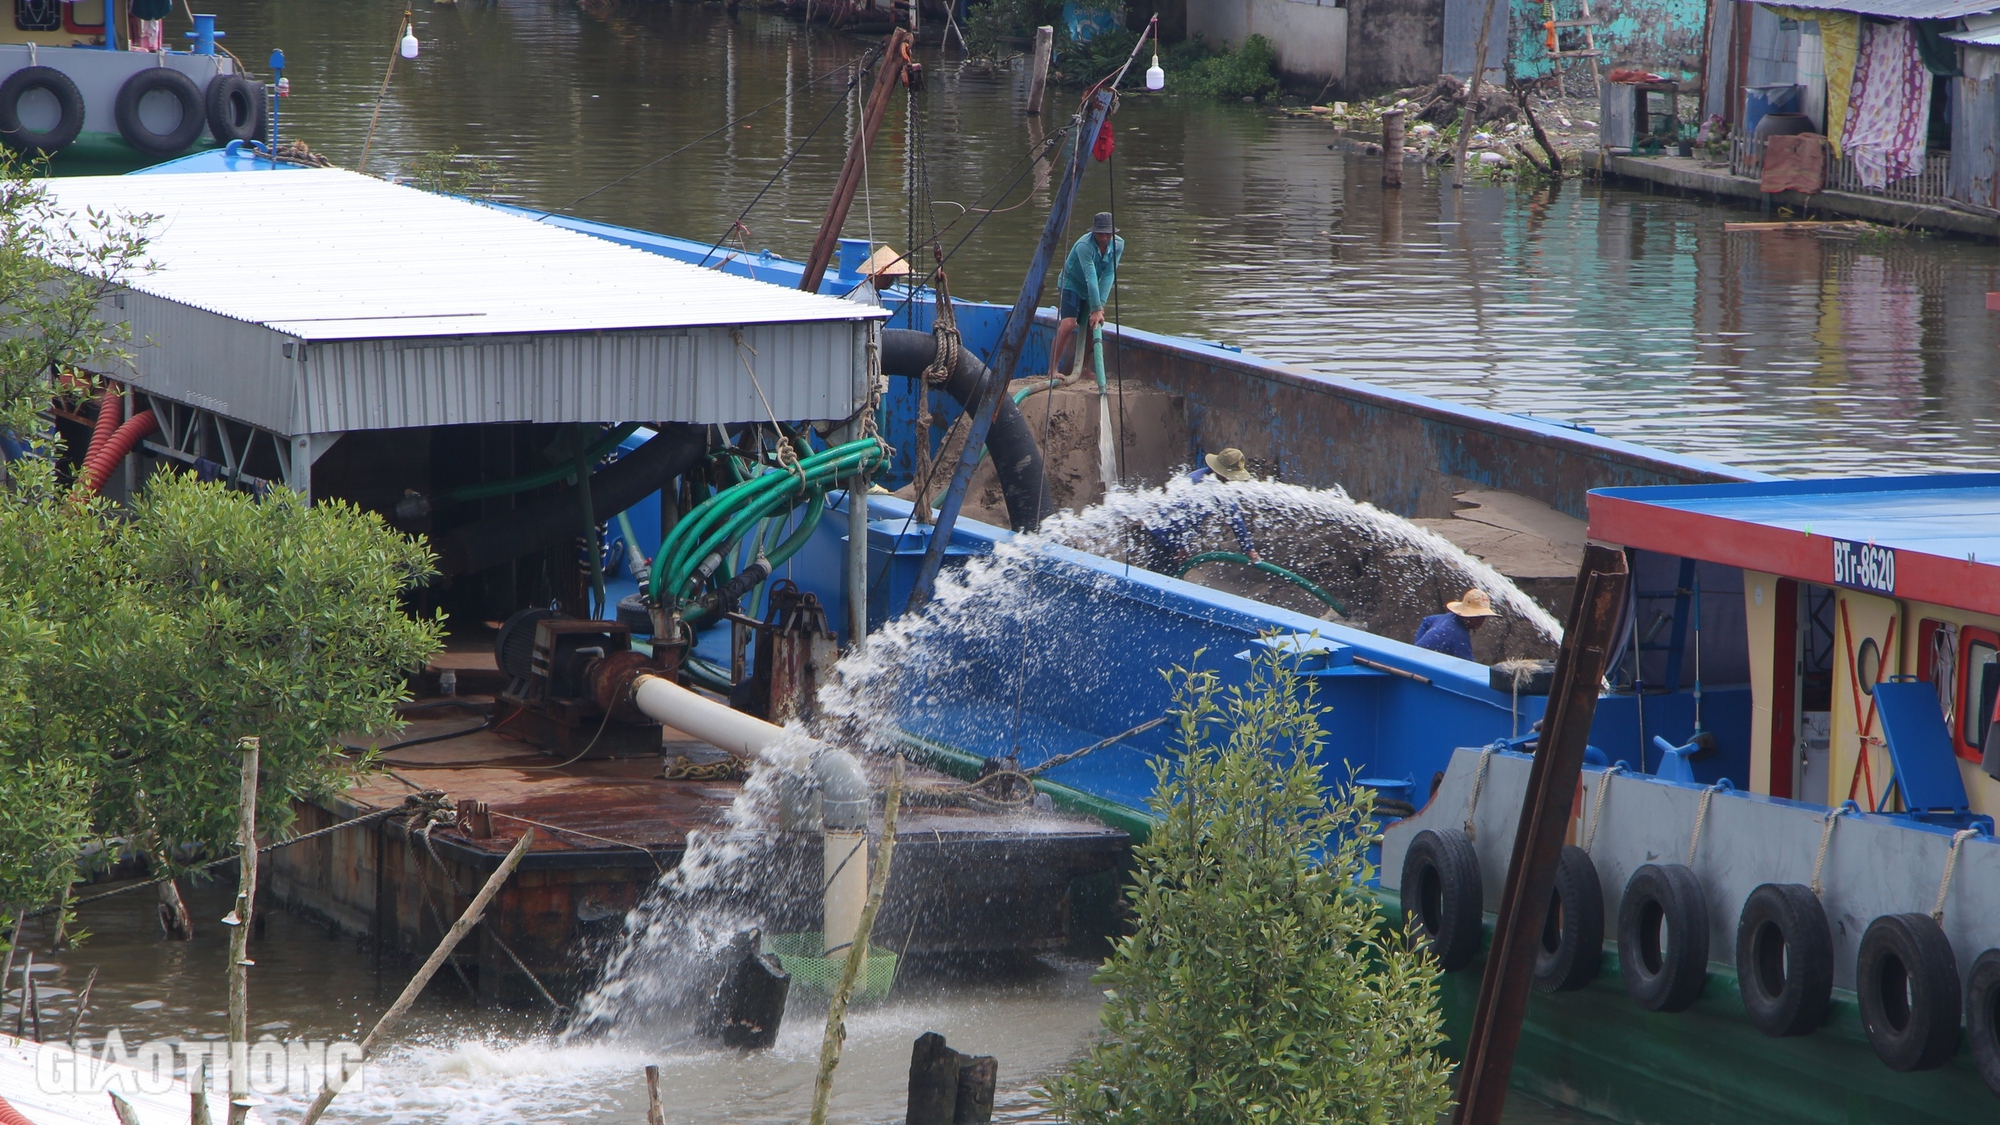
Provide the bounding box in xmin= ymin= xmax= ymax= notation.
xmin=1174 ymin=551 xmax=1349 ymax=616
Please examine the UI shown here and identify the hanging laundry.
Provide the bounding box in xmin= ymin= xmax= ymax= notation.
xmin=1774 ymin=8 xmax=1859 ymax=156
xmin=1842 ymin=19 xmax=1931 ymax=190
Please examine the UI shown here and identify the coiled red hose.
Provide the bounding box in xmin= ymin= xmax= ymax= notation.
xmin=87 ymin=385 xmax=121 ymax=461
xmin=0 ymin=1091 xmax=40 ymax=1125
xmin=81 ymin=409 xmax=157 ymax=495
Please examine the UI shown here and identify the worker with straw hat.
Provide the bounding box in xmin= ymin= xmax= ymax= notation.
xmin=1140 ymin=448 xmax=1259 ymax=571
xmin=1413 ymin=589 xmax=1499 ymax=661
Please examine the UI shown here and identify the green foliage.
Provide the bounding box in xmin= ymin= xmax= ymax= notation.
xmin=1044 ymin=648 xmax=1455 ymax=1125
xmin=404 ymin=147 xmax=509 ymax=201
xmin=964 ymin=0 xmax=1062 ymax=61
xmin=1179 ymin=33 xmax=1280 ymax=101
xmin=0 ymin=154 xmax=148 ymax=440
xmin=0 ymin=470 xmax=444 ymax=868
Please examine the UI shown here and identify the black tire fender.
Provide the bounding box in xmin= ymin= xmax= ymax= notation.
xmin=203 ymin=72 xmax=265 ymax=144
xmin=1966 ymin=948 xmax=2000 ymax=1097
xmin=115 ymin=67 xmax=205 ymax=158
xmin=1400 ymin=828 xmax=1484 ymax=973
xmin=1858 ymin=913 xmax=1962 ymax=1071
xmin=1735 ymin=882 xmax=1834 ymax=1037
xmin=1617 ymin=862 xmax=1709 ymax=1012
xmin=1533 ymin=844 xmax=1604 ymax=993
xmin=0 ymin=65 xmax=84 ymax=155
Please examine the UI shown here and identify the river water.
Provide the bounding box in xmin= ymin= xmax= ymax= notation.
xmin=33 ymin=2 xmax=1997 ymax=1121
xmin=196 ymin=0 xmax=2000 ymax=478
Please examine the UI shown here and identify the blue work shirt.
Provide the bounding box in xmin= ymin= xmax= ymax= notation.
xmin=1058 ymin=232 xmax=1124 ymax=313
xmin=1145 ymin=467 xmax=1254 ymax=560
xmin=1413 ymin=613 xmax=1477 ymax=661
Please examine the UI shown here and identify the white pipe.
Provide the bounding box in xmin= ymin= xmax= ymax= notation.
xmin=631 ymin=673 xmax=875 ymax=946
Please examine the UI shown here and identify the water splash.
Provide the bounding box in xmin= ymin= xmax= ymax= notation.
xmin=1042 ymin=474 xmax=1564 ymax=651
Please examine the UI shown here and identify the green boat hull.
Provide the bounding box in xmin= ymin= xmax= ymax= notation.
xmin=1399 ymin=888 xmax=1997 ymax=1124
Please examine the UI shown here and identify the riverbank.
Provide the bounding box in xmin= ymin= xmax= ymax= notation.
xmin=1586 ymin=151 xmax=2000 ymax=241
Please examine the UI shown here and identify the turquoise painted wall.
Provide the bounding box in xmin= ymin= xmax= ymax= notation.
xmin=1509 ymin=0 xmax=1708 ymax=80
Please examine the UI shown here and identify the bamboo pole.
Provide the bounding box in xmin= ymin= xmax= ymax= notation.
xmin=809 ymin=759 xmax=904 ymax=1125
xmin=645 ymin=1064 xmax=664 ymax=1125
xmin=226 ymin=736 xmax=258 ymax=1125
xmin=1452 ymin=0 xmax=1503 ymax=188
xmin=297 ymin=829 xmax=535 ymax=1125
xmin=0 ymin=907 xmax=20 ymax=1029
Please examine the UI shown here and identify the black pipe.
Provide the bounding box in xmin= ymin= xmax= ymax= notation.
xmin=880 ymin=328 xmax=1051 ymax=532
xmin=433 ymin=424 xmax=710 ymax=576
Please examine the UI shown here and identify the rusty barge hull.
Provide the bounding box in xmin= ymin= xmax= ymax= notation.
xmin=263 ymin=721 xmax=1127 ymax=1004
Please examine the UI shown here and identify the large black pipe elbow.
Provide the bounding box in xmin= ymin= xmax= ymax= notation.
xmin=433 ymin=423 xmax=710 ymax=576
xmin=880 ymin=328 xmax=1052 ymax=532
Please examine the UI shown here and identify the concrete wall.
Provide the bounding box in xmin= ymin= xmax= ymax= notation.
xmin=1342 ymin=0 xmax=1444 ymax=95
xmin=1188 ymin=0 xmax=1349 ymax=86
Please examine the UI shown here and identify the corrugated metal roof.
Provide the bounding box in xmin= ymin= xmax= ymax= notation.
xmin=1762 ymin=0 xmax=2000 ymax=21
xmin=1945 ymin=10 xmax=2000 ymax=42
xmin=39 ymin=169 xmax=886 ymax=434
xmin=45 ymin=169 xmax=883 ymax=340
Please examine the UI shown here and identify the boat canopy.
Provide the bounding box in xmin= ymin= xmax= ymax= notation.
xmin=1587 ymin=475 xmax=2000 ymax=616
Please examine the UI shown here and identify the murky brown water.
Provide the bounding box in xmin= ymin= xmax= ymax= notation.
xmin=189 ymin=0 xmax=2000 ymax=478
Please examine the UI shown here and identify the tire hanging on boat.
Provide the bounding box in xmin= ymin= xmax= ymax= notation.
xmin=1400 ymin=827 xmax=1484 ymax=973
xmin=203 ymin=72 xmax=265 ymax=144
xmin=1735 ymin=882 xmax=1833 ymax=1037
xmin=0 ymin=65 xmax=84 ymax=155
xmin=115 ymin=67 xmax=205 ymax=157
xmin=1857 ymin=913 xmax=1962 ymax=1072
xmin=1965 ymin=948 xmax=2000 ymax=1098
xmin=1617 ymin=862 xmax=1708 ymax=1012
xmin=1533 ymin=844 xmax=1603 ymax=993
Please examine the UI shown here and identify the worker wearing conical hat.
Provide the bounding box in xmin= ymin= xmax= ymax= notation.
xmin=1413 ymin=589 xmax=1499 ymax=661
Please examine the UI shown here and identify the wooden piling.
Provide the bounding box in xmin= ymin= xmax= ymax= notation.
xmin=953 ymin=1054 xmax=996 ymax=1124
xmin=644 ymin=1064 xmax=664 ymax=1125
xmin=226 ymin=736 xmax=259 ymax=1125
xmin=1025 ymin=26 xmax=1053 ymax=116
xmin=1450 ymin=545 xmax=1629 ymax=1125
xmin=1380 ymin=110 xmax=1405 ymax=188
xmin=906 ymin=1032 xmax=959 ymax=1125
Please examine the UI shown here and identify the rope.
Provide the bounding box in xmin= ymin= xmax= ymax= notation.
xmin=1687 ymin=783 xmax=1724 ymax=866
xmin=486 ymin=810 xmax=666 ymax=874
xmin=936 ymin=715 xmax=1168 ymax=809
xmin=663 ymin=755 xmax=748 ymax=781
xmin=1932 ymin=827 xmax=1980 ymax=923
xmin=1809 ymin=805 xmax=1848 ymax=897
xmin=731 ymin=330 xmax=803 ymax=479
xmin=1582 ymin=765 xmax=1624 ymax=854
xmin=1495 ymin=658 xmax=1544 ymax=740
xmin=1463 ymin=746 xmax=1496 ymax=840
xmin=26 ymin=796 xmax=434 ymax=919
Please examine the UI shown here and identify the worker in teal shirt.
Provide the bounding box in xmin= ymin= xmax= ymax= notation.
xmin=1049 ymin=212 xmax=1124 ymax=377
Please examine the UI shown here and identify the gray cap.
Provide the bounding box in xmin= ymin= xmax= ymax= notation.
xmin=1091 ymin=211 xmax=1117 ymax=235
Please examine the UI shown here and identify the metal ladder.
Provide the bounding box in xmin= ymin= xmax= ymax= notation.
xmin=1539 ymin=0 xmax=1603 ymax=97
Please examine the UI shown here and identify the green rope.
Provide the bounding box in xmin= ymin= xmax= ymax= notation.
xmin=1174 ymin=551 xmax=1349 ymax=615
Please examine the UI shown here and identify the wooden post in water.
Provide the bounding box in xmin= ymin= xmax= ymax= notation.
xmin=1025 ymin=26 xmax=1054 ymax=116
xmin=298 ymin=830 xmax=535 ymax=1125
xmin=1381 ymin=109 xmax=1406 ymax=188
xmin=1450 ymin=545 xmax=1629 ymax=1125
xmin=226 ymin=736 xmax=259 ymax=1125
xmin=644 ymin=1064 xmax=664 ymax=1125
xmin=800 ymin=29 xmax=914 ymax=292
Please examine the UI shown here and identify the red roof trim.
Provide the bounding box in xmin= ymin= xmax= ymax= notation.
xmin=1587 ymin=493 xmax=2000 ymax=617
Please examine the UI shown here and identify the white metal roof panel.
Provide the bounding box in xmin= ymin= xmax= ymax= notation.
xmin=1763 ymin=0 xmax=2000 ymax=20
xmin=1945 ymin=11 xmax=2000 ymax=43
xmin=38 ymin=169 xmax=885 ymax=435
xmin=42 ymin=169 xmax=882 ymax=340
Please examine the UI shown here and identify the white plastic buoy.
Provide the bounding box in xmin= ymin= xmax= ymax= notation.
xmin=399 ymin=27 xmax=420 ymax=59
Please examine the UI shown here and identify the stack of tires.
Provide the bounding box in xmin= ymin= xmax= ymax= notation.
xmin=0 ymin=65 xmax=263 ymax=157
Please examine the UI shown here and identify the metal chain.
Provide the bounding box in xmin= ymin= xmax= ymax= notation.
xmin=1582 ymin=764 xmax=1624 ymax=854
xmin=1933 ymin=827 xmax=1980 ymax=923
xmin=1808 ymin=805 xmax=1849 ymax=897
xmin=1463 ymin=746 xmax=1496 ymax=840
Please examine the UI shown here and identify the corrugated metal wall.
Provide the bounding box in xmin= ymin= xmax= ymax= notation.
xmin=94 ymin=294 xmax=872 ymax=438
xmin=1444 ymin=0 xmax=1508 ymax=74
xmin=1951 ymin=47 xmax=2000 ymax=211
